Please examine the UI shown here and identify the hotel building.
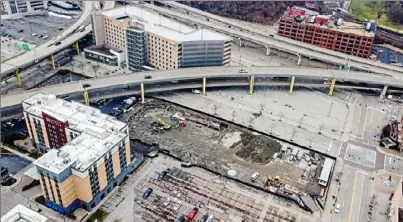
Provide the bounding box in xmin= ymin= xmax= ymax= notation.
xmin=91 ymin=5 xmax=232 ymax=71
xmin=23 ymin=93 xmax=143 ymax=214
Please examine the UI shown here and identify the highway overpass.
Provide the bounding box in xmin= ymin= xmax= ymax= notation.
xmin=140 ymin=2 xmax=403 ymax=77
xmin=2 ymin=66 xmax=402 ymax=110
xmin=0 ymin=1 xmax=116 ymax=78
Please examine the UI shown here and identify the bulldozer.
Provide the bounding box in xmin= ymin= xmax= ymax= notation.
xmin=261 ymin=175 xmax=281 ymax=187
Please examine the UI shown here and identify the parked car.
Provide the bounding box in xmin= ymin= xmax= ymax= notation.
xmin=201 ymin=214 xmax=209 ymax=222
xmin=158 ymin=171 xmax=168 ymax=181
xmin=144 ymin=75 xmax=152 ymax=79
xmin=82 ymin=84 xmax=91 ymax=88
xmin=173 ymin=200 xmax=182 ymax=211
xmin=142 ymin=188 xmax=153 ymax=199
xmin=17 ymin=29 xmax=24 ymax=33
xmin=55 ymin=41 xmax=61 ymax=46
xmin=163 ymin=197 xmax=171 ymax=206
xmin=177 ymin=216 xmax=186 ymax=222
xmin=239 ymin=69 xmax=248 ymax=73
xmin=206 ymin=215 xmax=214 ymax=222
xmin=187 ymin=207 xmax=199 ymax=220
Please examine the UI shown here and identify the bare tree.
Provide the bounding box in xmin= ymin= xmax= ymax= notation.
xmin=231 ymin=110 xmax=236 ymax=121
xmin=92 ymin=64 xmax=101 ymax=77
xmin=212 ymin=104 xmax=219 ymax=115
xmin=76 ymin=61 xmax=85 ymax=74
xmin=298 ymin=116 xmax=306 ymax=128
xmin=308 ymin=137 xmax=313 ymax=147
xmin=290 ymin=128 xmax=297 ymax=141
xmin=248 ymin=116 xmax=255 ymax=127
xmin=318 ymin=124 xmax=325 ymax=134
xmin=278 ymin=111 xmax=285 ymax=122
xmin=268 ymin=123 xmax=275 ymax=134
xmin=259 ymin=103 xmax=265 ymax=115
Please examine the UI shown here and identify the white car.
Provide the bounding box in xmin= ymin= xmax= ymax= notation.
xmin=163 ymin=197 xmax=171 ymax=207
xmin=251 ymin=172 xmax=260 ymax=181
xmin=334 ymin=203 xmax=341 ymax=214
xmin=239 ymin=69 xmax=248 ymax=73
xmin=173 ymin=200 xmax=182 ymax=211
xmin=206 ymin=215 xmax=214 ymax=222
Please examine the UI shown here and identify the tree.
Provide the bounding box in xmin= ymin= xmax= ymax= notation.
xmin=248 ymin=116 xmax=255 ymax=127
xmin=278 ymin=111 xmax=285 ymax=122
xmin=290 ymin=128 xmax=297 ymax=141
xmin=259 ymin=103 xmax=265 ymax=115
xmin=212 ymin=104 xmax=219 ymax=115
xmin=268 ymin=123 xmax=275 ymax=134
xmin=298 ymin=116 xmax=305 ymax=128
xmin=365 ymin=1 xmax=377 ymax=11
xmin=388 ymin=3 xmax=403 ymax=24
xmin=76 ymin=61 xmax=85 ymax=74
xmin=92 ymin=64 xmax=101 ymax=77
xmin=231 ymin=110 xmax=236 ymax=121
xmin=318 ymin=124 xmax=325 ymax=134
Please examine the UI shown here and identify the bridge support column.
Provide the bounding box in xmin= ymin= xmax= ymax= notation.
xmin=16 ymin=68 xmax=22 ymax=88
xmin=380 ymin=85 xmax=388 ymax=99
xmin=238 ymin=38 xmax=243 ymax=47
xmin=266 ymin=46 xmax=271 ymax=56
xmin=249 ymin=76 xmax=255 ymax=95
xmin=202 ymin=77 xmax=206 ymax=95
xmin=328 ymin=78 xmax=336 ymax=96
xmin=289 ymin=76 xmax=295 ymax=95
xmin=83 ymin=90 xmax=89 ymax=105
xmin=297 ymin=54 xmax=302 ymax=66
xmin=73 ymin=41 xmax=80 ymax=55
xmin=140 ymin=83 xmax=145 ymax=104
xmin=50 ymin=55 xmax=56 ymax=71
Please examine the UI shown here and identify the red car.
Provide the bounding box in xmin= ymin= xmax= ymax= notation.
xmin=187 ymin=207 xmax=199 ymax=220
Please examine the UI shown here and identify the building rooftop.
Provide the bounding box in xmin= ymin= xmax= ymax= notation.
xmin=25 ymin=94 xmax=128 ymax=174
xmin=84 ymin=44 xmax=118 ymax=57
xmin=281 ymin=9 xmax=375 ymax=37
xmin=102 ymin=5 xmax=231 ymax=43
xmin=1 ymin=204 xmax=48 ymax=222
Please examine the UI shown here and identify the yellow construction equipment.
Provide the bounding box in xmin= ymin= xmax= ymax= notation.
xmin=153 ymin=118 xmax=171 ymax=133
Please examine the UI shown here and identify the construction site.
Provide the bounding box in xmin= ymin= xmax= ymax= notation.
xmin=122 ymin=98 xmax=335 ymax=213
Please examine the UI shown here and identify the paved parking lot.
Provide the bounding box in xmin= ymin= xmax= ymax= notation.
xmin=344 ymin=143 xmax=376 ymax=168
xmin=1 ymin=13 xmax=78 ymax=45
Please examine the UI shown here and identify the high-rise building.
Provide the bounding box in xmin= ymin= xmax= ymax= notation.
xmin=23 ymin=93 xmax=143 ymax=214
xmin=91 ymin=5 xmax=232 ymax=71
xmin=1 ymin=1 xmax=47 ymax=16
xmin=277 ymin=7 xmax=375 ymax=58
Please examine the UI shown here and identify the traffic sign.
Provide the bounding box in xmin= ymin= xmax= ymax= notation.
xmin=22 ymin=44 xmax=30 ymax=51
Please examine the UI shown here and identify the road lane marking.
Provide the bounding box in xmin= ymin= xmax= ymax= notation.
xmin=328 ymin=142 xmax=333 ymax=152
xmin=347 ymin=171 xmax=358 ymax=222
xmin=356 ymin=172 xmax=366 ymax=222
xmin=342 ymin=199 xmax=345 ymax=207
xmin=361 ymin=107 xmax=368 ymax=138
xmin=337 ymin=142 xmax=342 ymax=157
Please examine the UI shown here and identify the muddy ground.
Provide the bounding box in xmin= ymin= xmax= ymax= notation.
xmin=122 ymin=99 xmax=326 ymax=197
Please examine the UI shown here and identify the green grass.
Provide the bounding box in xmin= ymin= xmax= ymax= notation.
xmin=349 ymin=1 xmax=403 ymax=31
xmin=87 ymin=209 xmax=109 ymax=222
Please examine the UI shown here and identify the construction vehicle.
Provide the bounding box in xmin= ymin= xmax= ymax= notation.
xmin=153 ymin=118 xmax=171 ymax=133
xmin=261 ymin=175 xmax=281 ymax=187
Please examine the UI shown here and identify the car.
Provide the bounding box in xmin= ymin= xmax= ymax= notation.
xmin=187 ymin=207 xmax=199 ymax=220
xmin=163 ymin=197 xmax=171 ymax=206
xmin=32 ymin=33 xmax=37 ymax=36
xmin=82 ymin=84 xmax=91 ymax=88
xmin=181 ymin=161 xmax=193 ymax=168
xmin=142 ymin=188 xmax=153 ymax=199
xmin=205 ymin=215 xmax=214 ymax=222
xmin=251 ymin=172 xmax=260 ymax=181
xmin=334 ymin=203 xmax=340 ymax=213
xmin=239 ymin=69 xmax=248 ymax=73
xmin=55 ymin=41 xmax=61 ymax=46
xmin=269 ymin=34 xmax=274 ymax=37
xmin=144 ymin=75 xmax=152 ymax=79
xmin=171 ymin=80 xmax=179 ymax=83
xmin=177 ymin=216 xmax=186 ymax=222
xmin=17 ymin=29 xmax=24 ymax=33
xmin=173 ymin=200 xmax=182 ymax=211
xmin=201 ymin=214 xmax=209 ymax=222
xmin=158 ymin=171 xmax=168 ymax=181
xmin=19 ymin=38 xmax=24 ymax=41
xmin=38 ymin=35 xmax=43 ymax=38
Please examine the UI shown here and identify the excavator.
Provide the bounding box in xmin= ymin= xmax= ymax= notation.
xmin=261 ymin=175 xmax=281 ymax=187
xmin=153 ymin=118 xmax=171 ymax=133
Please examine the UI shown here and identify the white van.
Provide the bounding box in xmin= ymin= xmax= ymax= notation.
xmin=251 ymin=172 xmax=260 ymax=181
xmin=42 ymin=35 xmax=48 ymax=39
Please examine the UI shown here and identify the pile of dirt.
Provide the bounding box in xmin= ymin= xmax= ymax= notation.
xmin=231 ymin=133 xmax=281 ymax=164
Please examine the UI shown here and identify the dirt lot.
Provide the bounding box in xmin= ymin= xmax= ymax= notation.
xmin=123 ymin=99 xmax=332 ymax=204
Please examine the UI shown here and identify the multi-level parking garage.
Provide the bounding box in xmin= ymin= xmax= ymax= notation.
xmin=2 ymin=66 xmax=403 ymax=118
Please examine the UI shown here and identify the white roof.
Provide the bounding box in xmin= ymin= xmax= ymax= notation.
xmin=1 ymin=204 xmax=48 ymax=222
xmin=102 ymin=6 xmax=231 ymax=43
xmin=24 ymin=93 xmax=128 ymax=174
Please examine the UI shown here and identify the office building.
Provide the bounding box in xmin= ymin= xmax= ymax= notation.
xmin=91 ymin=5 xmax=232 ymax=71
xmin=1 ymin=204 xmax=48 ymax=222
xmin=277 ymin=7 xmax=375 ymax=58
xmin=23 ymin=93 xmax=143 ymax=214
xmin=1 ymin=1 xmax=47 ymax=16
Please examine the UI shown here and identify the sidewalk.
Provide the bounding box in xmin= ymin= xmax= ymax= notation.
xmin=322 ymin=157 xmax=344 ymax=220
